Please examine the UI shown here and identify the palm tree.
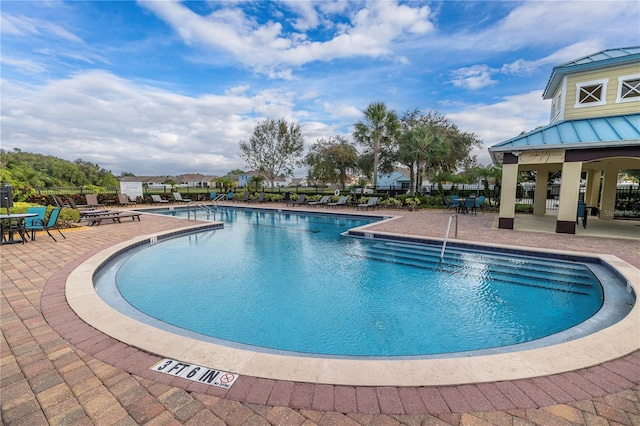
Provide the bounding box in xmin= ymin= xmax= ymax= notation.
xmin=353 ymin=102 xmax=400 ymax=189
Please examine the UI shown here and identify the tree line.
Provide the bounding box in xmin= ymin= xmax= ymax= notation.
xmin=240 ymin=102 xmax=497 ymax=194
xmin=0 ymin=149 xmax=119 ymax=192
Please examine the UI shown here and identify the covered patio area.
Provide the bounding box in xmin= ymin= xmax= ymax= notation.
xmin=510 ymin=210 xmax=640 ymax=240
xmin=489 ymin=114 xmax=640 ymax=234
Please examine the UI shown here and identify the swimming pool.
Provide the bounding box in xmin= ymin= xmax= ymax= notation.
xmin=93 ymin=207 xmax=628 ymax=358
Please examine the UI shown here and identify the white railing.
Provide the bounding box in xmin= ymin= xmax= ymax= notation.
xmin=440 ymin=214 xmax=458 ymax=259
xmin=186 ymin=202 xmax=216 ymax=221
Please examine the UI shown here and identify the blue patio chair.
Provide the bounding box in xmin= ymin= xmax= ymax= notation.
xmin=24 ymin=206 xmax=47 ymax=240
xmin=461 ymin=197 xmax=477 ymax=214
xmin=444 ymin=195 xmax=460 ymax=213
xmin=577 ymin=200 xmax=587 ymax=228
xmin=29 ymin=207 xmax=66 ymax=242
xmin=475 ymin=195 xmax=486 ymax=213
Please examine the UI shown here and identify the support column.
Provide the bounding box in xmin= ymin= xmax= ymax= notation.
xmin=555 ymin=161 xmax=583 ymax=234
xmin=585 ymin=170 xmax=601 ymax=208
xmin=498 ymin=162 xmax=519 ymax=229
xmin=599 ymin=167 xmax=618 ymax=221
xmin=533 ymin=166 xmax=550 ymax=216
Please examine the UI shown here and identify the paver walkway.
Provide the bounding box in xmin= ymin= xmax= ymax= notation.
xmin=2 ymin=206 xmax=639 ymax=425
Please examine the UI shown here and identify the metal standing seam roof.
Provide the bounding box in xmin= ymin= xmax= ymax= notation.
xmin=543 ymin=46 xmax=640 ymax=99
xmin=489 ymin=114 xmax=640 ymax=153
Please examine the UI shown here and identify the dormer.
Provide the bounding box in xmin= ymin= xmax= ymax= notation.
xmin=543 ymin=47 xmax=640 ymax=124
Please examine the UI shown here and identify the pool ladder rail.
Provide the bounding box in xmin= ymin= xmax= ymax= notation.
xmin=186 ymin=202 xmax=217 ymax=221
xmin=441 ymin=214 xmax=458 ymax=259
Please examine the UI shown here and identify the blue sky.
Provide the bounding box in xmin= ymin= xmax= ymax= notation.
xmin=2 ymin=1 xmax=639 ymax=177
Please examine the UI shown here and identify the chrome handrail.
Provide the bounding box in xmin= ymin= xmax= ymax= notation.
xmin=440 ymin=214 xmax=458 ymax=259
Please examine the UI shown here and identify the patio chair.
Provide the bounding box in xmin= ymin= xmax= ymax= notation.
xmin=475 ymin=195 xmax=486 ymax=213
xmin=227 ymin=192 xmax=234 ymax=202
xmin=24 ymin=206 xmax=47 ymax=240
xmin=577 ymin=200 xmax=587 ymax=228
xmin=328 ymin=196 xmax=348 ymax=208
xmin=444 ymin=195 xmax=460 ymax=213
xmin=460 ymin=197 xmax=477 ymax=214
xmin=357 ymin=196 xmax=379 ymax=211
xmin=151 ymin=194 xmax=169 ymax=204
xmin=308 ymin=195 xmax=330 ymax=207
xmin=29 ymin=207 xmax=66 ymax=242
xmin=85 ymin=194 xmax=104 ymax=209
xmin=172 ymin=192 xmax=192 ymax=203
xmin=117 ymin=194 xmax=136 ymax=206
xmin=286 ymin=194 xmax=307 ymax=206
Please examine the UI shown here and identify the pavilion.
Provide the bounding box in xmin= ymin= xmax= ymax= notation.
xmin=489 ymin=47 xmax=640 ymax=234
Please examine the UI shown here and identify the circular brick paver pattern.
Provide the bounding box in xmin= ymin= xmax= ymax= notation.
xmin=2 ymin=205 xmax=639 ymax=425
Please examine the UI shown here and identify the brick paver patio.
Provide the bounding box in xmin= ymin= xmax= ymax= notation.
xmin=2 ymin=206 xmax=639 ymax=425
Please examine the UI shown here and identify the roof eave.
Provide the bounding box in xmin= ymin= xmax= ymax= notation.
xmin=542 ymin=53 xmax=640 ymax=99
xmin=489 ymin=140 xmax=640 ymax=165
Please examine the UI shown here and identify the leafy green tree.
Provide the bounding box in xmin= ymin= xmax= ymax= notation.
xmin=0 ymin=148 xmax=119 ymax=193
xmin=305 ymin=136 xmax=359 ymax=189
xmin=215 ymin=177 xmax=234 ymax=191
xmin=357 ymin=153 xmax=374 ymax=182
xmin=249 ymin=175 xmax=265 ymax=191
xmin=239 ymin=118 xmax=304 ymax=189
xmin=353 ymin=102 xmax=400 ymax=189
xmin=398 ymin=121 xmax=449 ymax=194
xmin=413 ymin=110 xmax=482 ymax=176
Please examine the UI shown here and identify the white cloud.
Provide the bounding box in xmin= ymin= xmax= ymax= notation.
xmin=448 ymin=1 xmax=639 ymax=53
xmin=450 ymin=64 xmax=497 ymax=90
xmin=0 ymin=13 xmax=83 ymax=43
xmin=138 ymin=0 xmax=435 ymax=77
xmin=0 ymin=57 xmax=47 ymax=74
xmin=0 ymin=71 xmax=303 ymax=175
xmin=447 ymin=91 xmax=550 ymax=166
xmin=501 ymin=40 xmax=607 ymax=75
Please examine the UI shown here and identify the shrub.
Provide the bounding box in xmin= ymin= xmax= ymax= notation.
xmin=379 ymin=197 xmax=402 ymax=208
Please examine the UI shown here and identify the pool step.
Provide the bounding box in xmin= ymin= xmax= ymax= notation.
xmin=351 ymin=243 xmax=596 ymax=295
xmin=377 ymin=241 xmax=593 ymax=280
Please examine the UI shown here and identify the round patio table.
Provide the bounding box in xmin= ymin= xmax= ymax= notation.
xmin=0 ymin=213 xmax=38 ymax=244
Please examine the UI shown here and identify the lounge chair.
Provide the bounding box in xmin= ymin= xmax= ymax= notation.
xmin=172 ymin=192 xmax=191 ymax=203
xmin=151 ymin=194 xmax=169 ymax=204
xmin=286 ymin=194 xmax=306 ymax=206
xmin=117 ymin=194 xmax=136 ymax=206
xmin=28 ymin=207 xmax=66 ymax=242
xmin=327 ymin=196 xmax=348 ymax=208
xmin=24 ymin=206 xmax=47 ymax=240
xmin=64 ymin=197 xmax=88 ymax=210
xmin=85 ymin=194 xmax=104 ymax=209
xmin=308 ymin=195 xmax=330 ymax=207
xmin=357 ymin=196 xmax=379 ymax=210
xmin=227 ymin=192 xmax=234 ymax=202
xmin=444 ymin=195 xmax=460 ymax=213
xmin=52 ymin=195 xmax=70 ymax=208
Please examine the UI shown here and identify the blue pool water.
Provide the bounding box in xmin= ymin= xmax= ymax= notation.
xmin=100 ymin=207 xmax=605 ymax=357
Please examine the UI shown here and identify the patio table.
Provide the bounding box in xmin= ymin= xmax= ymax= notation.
xmin=0 ymin=213 xmax=38 ymax=244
